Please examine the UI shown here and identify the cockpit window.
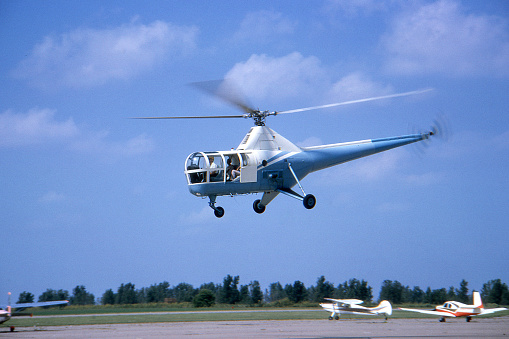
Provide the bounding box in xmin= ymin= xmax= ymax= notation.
xmin=207 ymin=154 xmax=224 ymax=182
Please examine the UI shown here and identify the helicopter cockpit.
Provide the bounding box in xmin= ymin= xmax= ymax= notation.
xmin=185 ymin=151 xmax=255 ymax=185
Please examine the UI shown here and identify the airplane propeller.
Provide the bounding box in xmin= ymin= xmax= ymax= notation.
xmin=132 ymin=79 xmax=433 ymax=126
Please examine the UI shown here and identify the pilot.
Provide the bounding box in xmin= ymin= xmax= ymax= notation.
xmin=208 ymin=156 xmax=219 ymax=178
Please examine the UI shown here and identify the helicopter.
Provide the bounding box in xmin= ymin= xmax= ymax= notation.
xmin=136 ymin=81 xmax=438 ymax=218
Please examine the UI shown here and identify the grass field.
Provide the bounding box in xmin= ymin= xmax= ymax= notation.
xmin=3 ymin=305 xmax=509 ymax=328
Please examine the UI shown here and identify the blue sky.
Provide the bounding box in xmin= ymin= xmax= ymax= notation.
xmin=1 ymin=0 xmax=508 ymax=302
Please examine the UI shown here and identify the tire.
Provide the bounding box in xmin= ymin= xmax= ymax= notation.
xmin=214 ymin=206 xmax=225 ymax=218
xmin=303 ymin=194 xmax=316 ymax=209
xmin=253 ymin=199 xmax=266 ymax=214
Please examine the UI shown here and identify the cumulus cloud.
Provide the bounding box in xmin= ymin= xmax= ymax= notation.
xmin=326 ymin=72 xmax=393 ymax=101
xmin=0 ymin=108 xmax=154 ymax=157
xmin=225 ymin=52 xmax=328 ymax=102
xmin=14 ymin=20 xmax=198 ymax=89
xmin=383 ymin=0 xmax=509 ymax=76
xmin=233 ymin=10 xmax=296 ymax=43
xmin=0 ymin=108 xmax=79 ymax=146
xmin=224 ymin=52 xmax=404 ymax=108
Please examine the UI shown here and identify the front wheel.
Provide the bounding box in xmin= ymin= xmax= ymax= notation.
xmin=253 ymin=199 xmax=266 ymax=214
xmin=303 ymin=194 xmax=316 ymax=209
xmin=214 ymin=206 xmax=225 ymax=218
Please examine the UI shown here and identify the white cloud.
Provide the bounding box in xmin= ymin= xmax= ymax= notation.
xmin=39 ymin=191 xmax=66 ymax=203
xmin=0 ymin=108 xmax=154 ymax=157
xmin=383 ymin=0 xmax=509 ymax=76
xmin=233 ymin=10 xmax=296 ymax=43
xmin=71 ymin=131 xmax=154 ymax=157
xmin=324 ymin=0 xmax=387 ymax=16
xmin=326 ymin=72 xmax=393 ymax=101
xmin=224 ymin=52 xmax=328 ymax=102
xmin=0 ymin=108 xmax=79 ymax=146
xmin=14 ymin=20 xmax=198 ymax=89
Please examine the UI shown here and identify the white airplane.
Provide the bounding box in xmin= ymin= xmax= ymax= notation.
xmin=1 ymin=293 xmax=69 ymax=332
xmin=320 ymin=298 xmax=392 ymax=320
xmin=399 ymin=291 xmax=507 ymax=322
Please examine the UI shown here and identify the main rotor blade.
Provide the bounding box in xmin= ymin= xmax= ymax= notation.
xmin=190 ymin=79 xmax=257 ymax=114
xmin=277 ymin=88 xmax=434 ymax=115
xmin=131 ymin=115 xmax=246 ymax=119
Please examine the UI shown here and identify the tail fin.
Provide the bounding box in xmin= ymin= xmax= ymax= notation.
xmin=374 ymin=300 xmax=392 ymax=316
xmin=473 ymin=291 xmax=483 ymax=308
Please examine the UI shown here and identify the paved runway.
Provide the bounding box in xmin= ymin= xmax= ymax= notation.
xmin=2 ymin=316 xmax=508 ymax=338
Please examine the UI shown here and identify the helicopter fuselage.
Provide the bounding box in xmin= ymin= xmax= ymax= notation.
xmin=184 ymin=126 xmax=432 ymax=216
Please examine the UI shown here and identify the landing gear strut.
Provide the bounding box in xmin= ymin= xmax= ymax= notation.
xmin=208 ymin=195 xmax=224 ymax=218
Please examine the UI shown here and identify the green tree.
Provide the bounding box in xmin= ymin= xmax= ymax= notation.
xmin=285 ymin=281 xmax=307 ymax=303
xmin=218 ymin=275 xmax=241 ymax=304
xmin=267 ymin=282 xmax=285 ymax=302
xmin=116 ymin=283 xmax=137 ymax=304
xmin=313 ymin=276 xmax=334 ymax=302
xmin=101 ymin=289 xmax=115 ymax=305
xmin=173 ymin=282 xmax=197 ymax=302
xmin=250 ymin=281 xmax=263 ymax=305
xmin=70 ymin=285 xmax=95 ymax=305
xmin=409 ymin=286 xmax=424 ymax=303
xmin=192 ymin=289 xmax=215 ymax=307
xmin=239 ymin=285 xmax=250 ymax=304
xmin=146 ymin=281 xmax=171 ymax=303
xmin=17 ymin=291 xmax=34 ymax=303
xmin=456 ymin=279 xmax=469 ymax=303
xmin=379 ymin=280 xmax=405 ymax=304
xmin=38 ymin=289 xmax=69 ymax=302
xmin=336 ymin=279 xmax=372 ymax=303
xmin=430 ymin=288 xmax=447 ymax=304
xmin=481 ymin=279 xmax=509 ymax=304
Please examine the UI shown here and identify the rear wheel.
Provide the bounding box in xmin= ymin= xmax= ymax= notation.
xmin=253 ymin=199 xmax=266 ymax=214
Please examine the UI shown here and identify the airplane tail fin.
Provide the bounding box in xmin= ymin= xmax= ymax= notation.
xmin=473 ymin=291 xmax=483 ymax=308
xmin=374 ymin=300 xmax=392 ymax=316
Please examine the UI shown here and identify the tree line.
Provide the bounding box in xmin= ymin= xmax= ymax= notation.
xmin=16 ymin=276 xmax=509 ymax=307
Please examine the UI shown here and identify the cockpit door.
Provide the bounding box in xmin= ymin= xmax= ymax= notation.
xmin=240 ymin=153 xmax=257 ymax=183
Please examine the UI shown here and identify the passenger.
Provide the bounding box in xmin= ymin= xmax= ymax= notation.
xmin=226 ymin=157 xmax=240 ymax=180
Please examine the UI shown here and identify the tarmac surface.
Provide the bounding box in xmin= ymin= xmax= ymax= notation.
xmin=2 ymin=316 xmax=509 ymax=338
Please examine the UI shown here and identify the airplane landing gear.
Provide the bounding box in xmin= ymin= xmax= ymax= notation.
xmin=466 ymin=316 xmax=471 ymax=322
xmin=253 ymin=199 xmax=266 ymax=214
xmin=439 ymin=317 xmax=446 ymax=322
xmin=208 ymin=195 xmax=224 ymax=218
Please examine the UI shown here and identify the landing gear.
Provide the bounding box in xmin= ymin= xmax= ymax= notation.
xmin=439 ymin=317 xmax=446 ymax=322
xmin=208 ymin=195 xmax=224 ymax=218
xmin=214 ymin=206 xmax=225 ymax=218
xmin=328 ymin=316 xmax=333 ymax=320
xmin=253 ymin=199 xmax=266 ymax=214
xmin=303 ymin=194 xmax=316 ymax=209
xmin=466 ymin=316 xmax=471 ymax=322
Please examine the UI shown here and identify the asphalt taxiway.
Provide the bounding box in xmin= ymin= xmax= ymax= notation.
xmin=2 ymin=316 xmax=508 ymax=338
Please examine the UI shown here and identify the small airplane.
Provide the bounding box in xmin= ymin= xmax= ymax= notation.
xmin=0 ymin=292 xmax=69 ymax=332
xmin=399 ymin=291 xmax=507 ymax=322
xmin=320 ymin=298 xmax=392 ymax=320
xmin=136 ymin=81 xmax=439 ymax=217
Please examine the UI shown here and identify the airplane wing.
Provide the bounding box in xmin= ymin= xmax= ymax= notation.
xmin=399 ymin=307 xmax=456 ymax=317
xmin=11 ymin=300 xmax=69 ymax=313
xmin=324 ymin=298 xmax=364 ymax=305
xmin=480 ymin=307 xmax=508 ymax=315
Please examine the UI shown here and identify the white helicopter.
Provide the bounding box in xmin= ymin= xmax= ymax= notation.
xmin=136 ymin=81 xmax=438 ymax=218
